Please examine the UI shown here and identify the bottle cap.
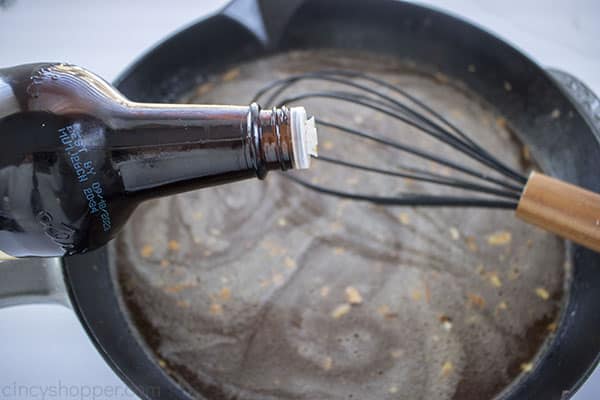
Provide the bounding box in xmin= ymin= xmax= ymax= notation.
xmin=289 ymin=107 xmax=318 ymax=170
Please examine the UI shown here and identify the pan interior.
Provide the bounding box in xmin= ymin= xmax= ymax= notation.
xmin=115 ymin=50 xmax=567 ymax=400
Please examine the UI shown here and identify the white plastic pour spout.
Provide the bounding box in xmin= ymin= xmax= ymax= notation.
xmin=289 ymin=107 xmax=318 ymax=169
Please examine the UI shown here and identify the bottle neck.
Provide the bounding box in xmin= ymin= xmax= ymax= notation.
xmin=2 ymin=63 xmax=316 ymax=200
xmin=110 ymin=102 xmax=296 ymax=200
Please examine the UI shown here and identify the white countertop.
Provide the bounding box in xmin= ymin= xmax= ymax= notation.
xmin=0 ymin=1 xmax=598 ymax=399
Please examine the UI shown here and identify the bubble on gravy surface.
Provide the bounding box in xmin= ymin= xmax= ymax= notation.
xmin=116 ymin=50 xmax=567 ymax=400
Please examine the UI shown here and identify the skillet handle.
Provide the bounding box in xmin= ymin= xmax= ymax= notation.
xmin=0 ymin=257 xmax=70 ymax=308
xmin=222 ymin=0 xmax=305 ymax=47
xmin=517 ymin=171 xmax=600 ymax=253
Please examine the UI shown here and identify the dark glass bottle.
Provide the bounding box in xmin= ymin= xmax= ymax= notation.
xmin=0 ymin=63 xmax=317 ymax=257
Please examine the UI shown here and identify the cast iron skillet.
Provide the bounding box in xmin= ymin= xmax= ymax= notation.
xmin=2 ymin=0 xmax=599 ymax=399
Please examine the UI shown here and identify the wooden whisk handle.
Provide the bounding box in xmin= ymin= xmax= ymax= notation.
xmin=516 ymin=171 xmax=600 ymax=252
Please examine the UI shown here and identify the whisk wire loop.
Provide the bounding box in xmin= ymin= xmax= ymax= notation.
xmin=253 ymin=70 xmax=528 ymax=209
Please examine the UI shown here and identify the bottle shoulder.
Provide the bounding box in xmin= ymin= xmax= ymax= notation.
xmin=0 ymin=63 xmax=128 ymax=120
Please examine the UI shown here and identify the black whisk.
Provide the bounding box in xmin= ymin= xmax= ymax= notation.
xmin=253 ymin=70 xmax=528 ymax=209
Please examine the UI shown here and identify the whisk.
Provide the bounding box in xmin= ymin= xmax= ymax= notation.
xmin=253 ymin=70 xmax=600 ymax=253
